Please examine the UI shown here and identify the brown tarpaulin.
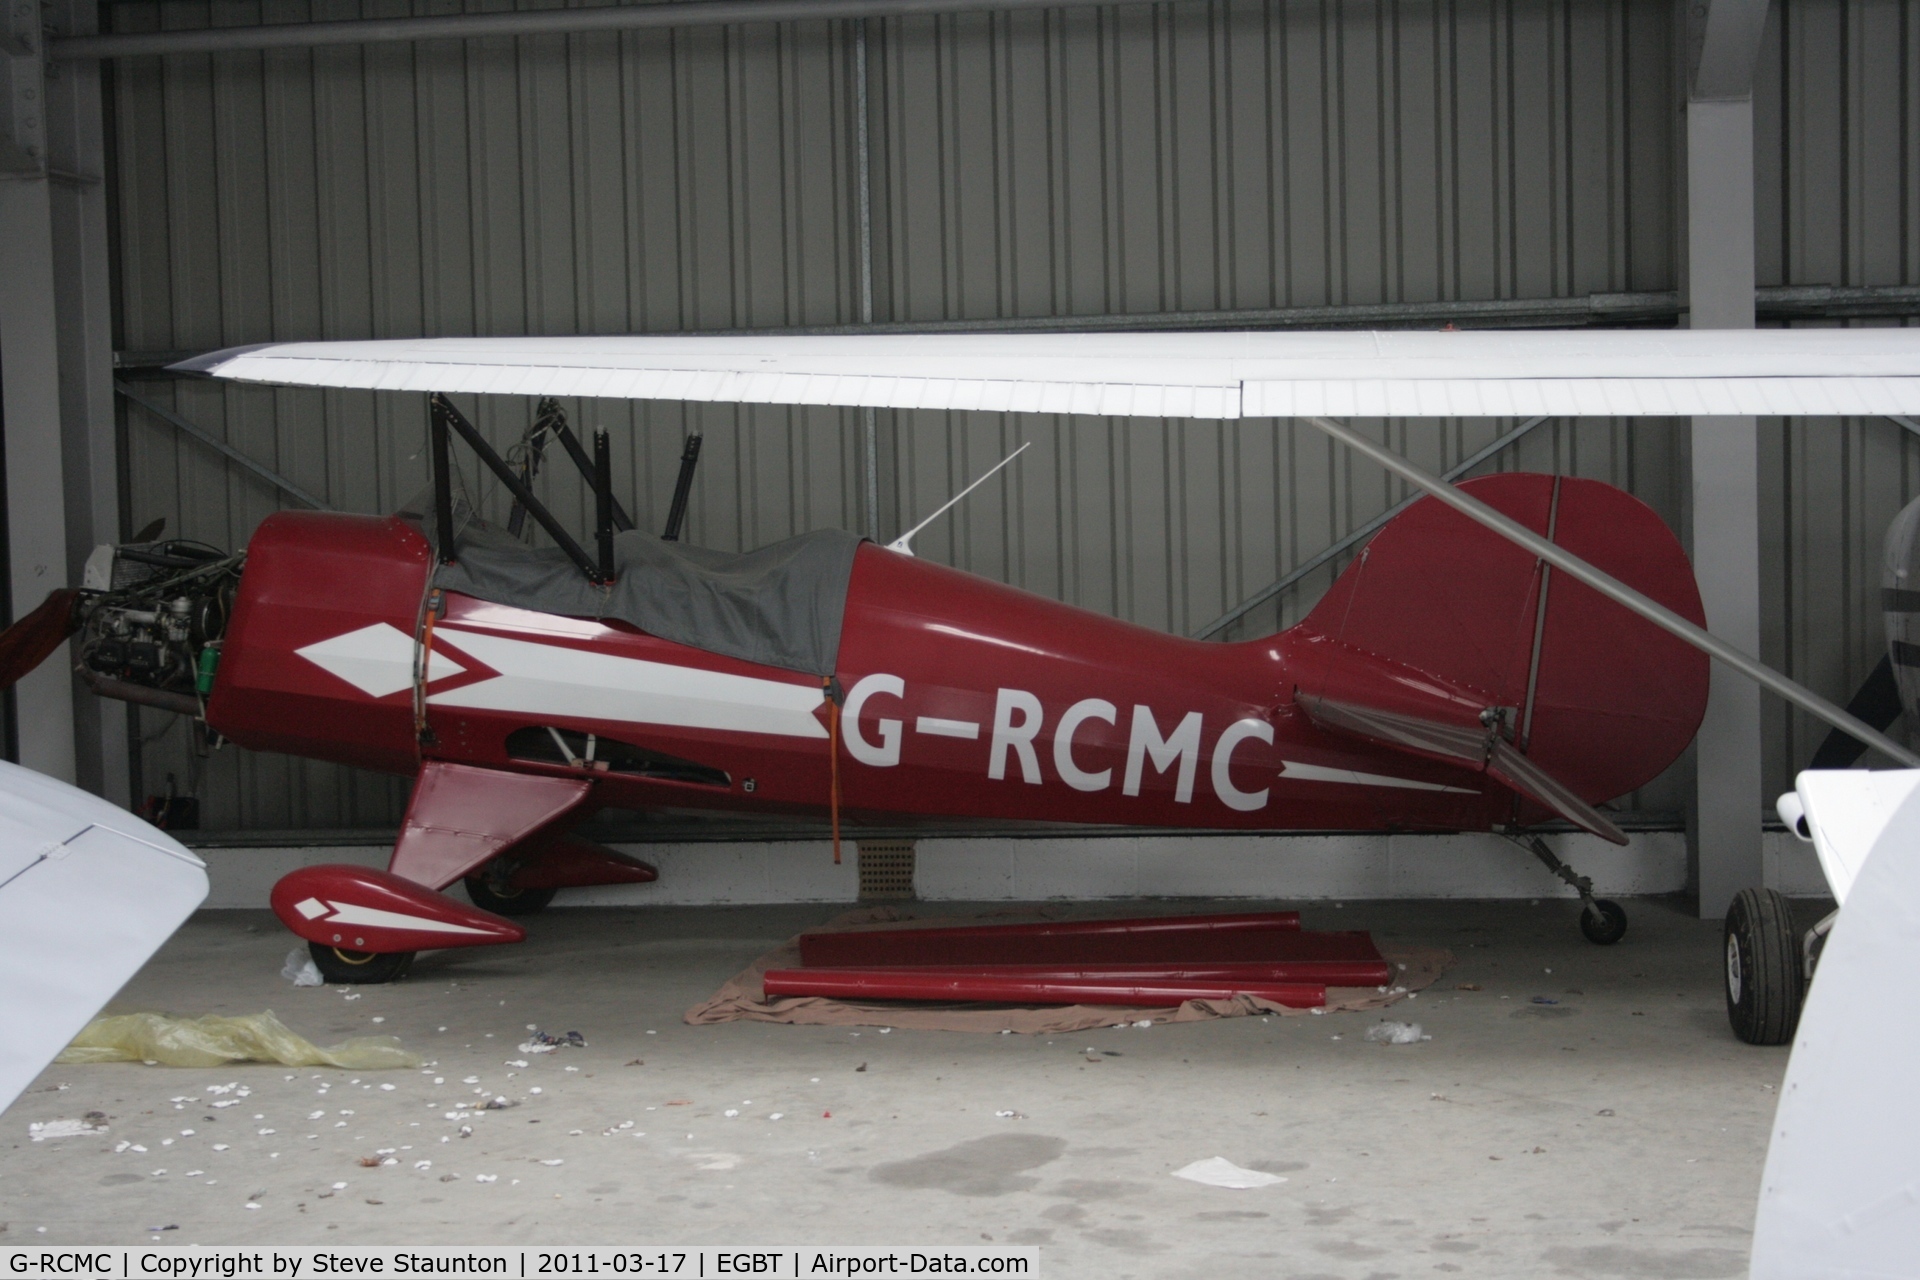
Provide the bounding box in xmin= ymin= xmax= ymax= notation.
xmin=686 ymin=906 xmax=1453 ymax=1034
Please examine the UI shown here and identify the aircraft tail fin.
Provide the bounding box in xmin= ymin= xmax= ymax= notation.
xmin=1288 ymin=473 xmax=1708 ymax=826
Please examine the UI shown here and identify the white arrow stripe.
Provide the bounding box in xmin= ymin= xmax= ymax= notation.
xmin=324 ymin=901 xmax=493 ymax=936
xmin=1279 ymin=760 xmax=1478 ymax=794
xmin=915 ymin=717 xmax=981 ymax=739
xmin=428 ymin=628 xmax=828 ymax=740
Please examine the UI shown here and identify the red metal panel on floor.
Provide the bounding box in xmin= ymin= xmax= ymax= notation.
xmin=762 ymin=968 xmax=1327 ymax=1008
xmin=798 ymin=914 xmax=1383 ymax=970
xmin=784 ymin=960 xmax=1388 ymax=986
xmin=894 ymin=911 xmax=1304 ymax=936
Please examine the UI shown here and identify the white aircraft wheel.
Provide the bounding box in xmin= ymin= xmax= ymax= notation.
xmin=1724 ymin=887 xmax=1803 ymax=1045
xmin=308 ymin=941 xmax=416 ymax=985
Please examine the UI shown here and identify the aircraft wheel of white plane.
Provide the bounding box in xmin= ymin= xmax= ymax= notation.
xmin=308 ymin=941 xmax=416 ymax=985
xmin=1724 ymin=887 xmax=1804 ymax=1045
xmin=1579 ymin=899 xmax=1628 ymax=945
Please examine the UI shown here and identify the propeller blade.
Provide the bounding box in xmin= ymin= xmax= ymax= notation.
xmin=0 ymin=589 xmax=82 ymax=691
xmin=1808 ymin=654 xmax=1904 ymax=770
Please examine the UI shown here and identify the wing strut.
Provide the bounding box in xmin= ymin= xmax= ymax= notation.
xmin=887 ymin=441 xmax=1030 ymax=556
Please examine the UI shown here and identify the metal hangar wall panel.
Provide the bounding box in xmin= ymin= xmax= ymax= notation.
xmin=101 ymin=0 xmax=1918 ymax=832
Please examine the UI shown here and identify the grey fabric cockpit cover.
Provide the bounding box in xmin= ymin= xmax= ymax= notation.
xmin=428 ymin=516 xmax=861 ymax=677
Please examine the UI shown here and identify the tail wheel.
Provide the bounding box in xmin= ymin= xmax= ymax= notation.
xmin=1579 ymin=899 xmax=1628 ymax=945
xmin=308 ymin=942 xmax=415 ymax=985
xmin=1724 ymin=887 xmax=1804 ymax=1045
xmin=464 ymin=861 xmax=558 ymax=916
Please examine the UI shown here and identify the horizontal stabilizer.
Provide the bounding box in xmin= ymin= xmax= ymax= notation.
xmin=1484 ymin=739 xmax=1628 ymax=846
xmin=1301 ymin=696 xmax=1628 ymax=845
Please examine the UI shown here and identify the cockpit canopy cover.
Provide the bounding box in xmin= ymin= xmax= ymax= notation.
xmin=409 ymin=497 xmax=860 ymax=678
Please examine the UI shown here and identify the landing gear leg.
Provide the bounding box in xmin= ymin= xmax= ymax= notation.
xmin=1510 ymin=834 xmax=1628 ymax=945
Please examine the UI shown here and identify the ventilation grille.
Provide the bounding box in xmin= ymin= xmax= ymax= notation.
xmin=857 ymin=841 xmax=917 ymax=901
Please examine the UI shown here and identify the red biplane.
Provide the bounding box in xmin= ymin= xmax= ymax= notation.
xmin=12 ymin=329 xmax=1918 ymax=989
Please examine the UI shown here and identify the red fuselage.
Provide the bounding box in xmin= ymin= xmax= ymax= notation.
xmin=207 ymin=511 xmax=1502 ymax=834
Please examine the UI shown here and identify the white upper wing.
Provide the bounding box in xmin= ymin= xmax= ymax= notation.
xmin=177 ymin=329 xmax=1920 ymax=419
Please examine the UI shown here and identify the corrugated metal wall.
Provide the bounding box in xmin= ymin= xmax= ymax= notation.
xmin=102 ymin=0 xmax=1916 ymax=831
xmin=1755 ymin=0 xmax=1920 ymax=791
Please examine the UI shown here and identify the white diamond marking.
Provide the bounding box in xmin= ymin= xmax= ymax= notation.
xmin=296 ymin=622 xmax=464 ymax=699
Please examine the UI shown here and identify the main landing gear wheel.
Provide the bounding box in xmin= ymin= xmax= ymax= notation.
xmin=1579 ymin=899 xmax=1628 ymax=946
xmin=308 ymin=941 xmax=415 ymax=985
xmin=1724 ymin=887 xmax=1804 ymax=1046
xmin=463 ymin=871 xmax=558 ymax=917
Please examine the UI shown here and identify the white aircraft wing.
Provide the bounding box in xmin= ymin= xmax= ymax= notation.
xmin=0 ymin=761 xmax=208 ymax=1116
xmin=1791 ymin=768 xmax=1920 ymax=905
xmin=1751 ymin=768 xmax=1920 ymax=1279
xmin=177 ymin=329 xmax=1920 ymax=419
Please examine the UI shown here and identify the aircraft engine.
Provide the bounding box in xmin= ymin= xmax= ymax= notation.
xmin=73 ymin=538 xmax=243 ymax=716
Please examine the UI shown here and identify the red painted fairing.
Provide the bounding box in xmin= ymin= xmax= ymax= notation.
xmin=208 ymin=512 xmax=430 ymax=774
xmin=270 ymin=864 xmax=525 ymax=952
xmin=388 ymin=761 xmax=592 ymax=889
xmin=504 ymin=837 xmax=657 ymax=891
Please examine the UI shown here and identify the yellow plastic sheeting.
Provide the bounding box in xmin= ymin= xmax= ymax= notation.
xmin=54 ymin=1011 xmax=422 ymax=1069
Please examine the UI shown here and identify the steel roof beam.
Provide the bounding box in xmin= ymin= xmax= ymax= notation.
xmin=60 ymin=0 xmax=1199 ymax=61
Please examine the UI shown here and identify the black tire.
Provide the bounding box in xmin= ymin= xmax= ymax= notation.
xmin=463 ymin=873 xmax=557 ymax=917
xmin=1579 ymin=899 xmax=1628 ymax=945
xmin=1724 ymin=887 xmax=1804 ymax=1046
xmin=307 ymin=942 xmax=415 ymax=985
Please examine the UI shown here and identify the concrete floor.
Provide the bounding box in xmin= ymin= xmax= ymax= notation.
xmin=2 ymin=897 xmax=1798 ymax=1278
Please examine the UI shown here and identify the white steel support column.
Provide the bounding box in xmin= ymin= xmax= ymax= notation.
xmin=0 ymin=166 xmax=78 ymax=784
xmin=0 ymin=0 xmax=126 ymax=800
xmin=1686 ymin=0 xmax=1769 ymax=918
xmin=46 ymin=1 xmax=126 ymax=804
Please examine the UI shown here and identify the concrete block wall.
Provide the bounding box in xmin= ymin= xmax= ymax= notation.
xmin=188 ymin=829 xmax=1833 ymax=909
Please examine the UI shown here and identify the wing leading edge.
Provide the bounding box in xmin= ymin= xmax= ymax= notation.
xmin=176 ymin=330 xmax=1920 ymax=419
